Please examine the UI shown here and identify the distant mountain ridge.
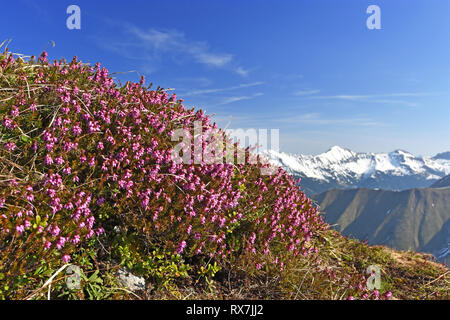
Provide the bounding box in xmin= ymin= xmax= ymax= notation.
xmin=431 ymin=174 xmax=450 ymax=188
xmin=263 ymin=146 xmax=450 ymax=195
xmin=433 ymin=151 xmax=450 ymax=161
xmin=313 ymin=187 xmax=450 ymax=264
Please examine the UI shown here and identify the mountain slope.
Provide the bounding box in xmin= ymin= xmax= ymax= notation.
xmin=433 ymin=151 xmax=450 ymax=161
xmin=264 ymin=146 xmax=450 ymax=195
xmin=313 ymin=187 xmax=450 ymax=265
xmin=431 ymin=174 xmax=450 ymax=188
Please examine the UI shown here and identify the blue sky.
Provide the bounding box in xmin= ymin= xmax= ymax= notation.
xmin=2 ymin=0 xmax=450 ymax=156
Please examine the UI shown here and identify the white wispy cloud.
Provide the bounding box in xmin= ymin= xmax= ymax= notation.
xmin=293 ymin=89 xmax=320 ymax=96
xmin=235 ymin=66 xmax=250 ymax=77
xmin=308 ymin=92 xmax=442 ymax=107
xmin=97 ymin=23 xmax=252 ymax=76
xmin=127 ymin=26 xmax=233 ymax=67
xmin=174 ymin=77 xmax=213 ymax=87
xmin=184 ymin=82 xmax=264 ymax=96
xmin=313 ymin=93 xmax=429 ymax=99
xmin=275 ymin=113 xmax=383 ymax=127
xmin=273 ymin=73 xmax=304 ymax=81
xmin=218 ymin=92 xmax=264 ymax=105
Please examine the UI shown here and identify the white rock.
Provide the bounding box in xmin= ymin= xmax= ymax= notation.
xmin=117 ymin=269 xmax=145 ymax=291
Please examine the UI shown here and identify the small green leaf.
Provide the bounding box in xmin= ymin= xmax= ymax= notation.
xmin=21 ymin=135 xmax=31 ymax=143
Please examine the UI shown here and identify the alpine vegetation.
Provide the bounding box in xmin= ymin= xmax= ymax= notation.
xmin=0 ymin=49 xmax=447 ymax=300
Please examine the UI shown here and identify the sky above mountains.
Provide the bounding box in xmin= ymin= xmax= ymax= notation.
xmin=2 ymin=0 xmax=450 ymax=156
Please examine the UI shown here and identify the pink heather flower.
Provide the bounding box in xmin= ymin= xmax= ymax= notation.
xmin=46 ymin=188 xmax=56 ymax=198
xmin=4 ymin=142 xmax=16 ymax=152
xmin=39 ymin=51 xmax=48 ymax=63
xmin=385 ymin=291 xmax=392 ymax=300
xmin=347 ymin=296 xmax=354 ymax=300
xmin=106 ymin=135 xmax=115 ymax=144
xmin=56 ymin=236 xmax=66 ymax=249
xmin=72 ymin=125 xmax=82 ymax=136
xmin=44 ymin=154 xmax=54 ymax=165
xmin=10 ymin=105 xmax=19 ymax=117
xmin=30 ymin=104 xmax=37 ymax=112
xmin=16 ymin=225 xmax=25 ymax=234
xmin=62 ymin=255 xmax=71 ymax=263
xmin=177 ymin=240 xmax=187 ymax=254
xmin=2 ymin=117 xmax=15 ymax=130
xmin=64 ymin=202 xmax=74 ymax=210
xmin=55 ymin=156 xmax=64 ymax=165
xmin=86 ymin=230 xmax=94 ymax=239
xmin=72 ymin=235 xmax=81 ymax=244
xmin=50 ymin=225 xmax=61 ymax=237
xmin=249 ymin=232 xmax=256 ymax=244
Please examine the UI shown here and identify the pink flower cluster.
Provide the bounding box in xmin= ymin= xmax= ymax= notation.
xmin=0 ymin=51 xmax=341 ymax=291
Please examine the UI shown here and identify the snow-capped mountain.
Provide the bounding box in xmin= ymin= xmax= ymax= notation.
xmin=262 ymin=146 xmax=450 ymax=195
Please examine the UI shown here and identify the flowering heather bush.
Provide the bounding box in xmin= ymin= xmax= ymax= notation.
xmin=0 ymin=49 xmax=385 ymax=299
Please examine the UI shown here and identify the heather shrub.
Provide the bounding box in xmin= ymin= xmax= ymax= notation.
xmin=0 ymin=49 xmax=378 ymax=299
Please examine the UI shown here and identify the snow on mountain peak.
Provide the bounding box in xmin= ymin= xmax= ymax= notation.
xmin=329 ymin=145 xmax=350 ymax=153
xmin=389 ymin=149 xmax=415 ymax=159
xmin=322 ymin=146 xmax=355 ymax=162
xmin=262 ymin=146 xmax=450 ymax=194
